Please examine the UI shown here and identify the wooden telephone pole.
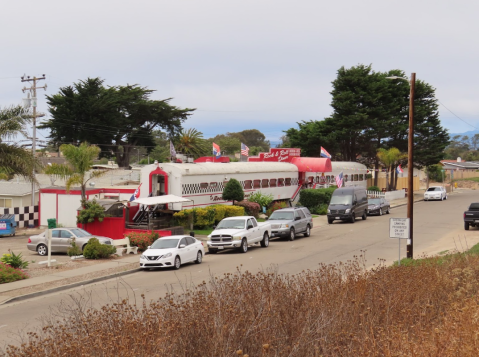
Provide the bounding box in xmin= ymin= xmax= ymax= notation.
xmin=21 ymin=74 xmax=47 ymax=206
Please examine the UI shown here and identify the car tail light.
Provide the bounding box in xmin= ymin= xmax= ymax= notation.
xmin=28 ymin=238 xmax=31 ymax=243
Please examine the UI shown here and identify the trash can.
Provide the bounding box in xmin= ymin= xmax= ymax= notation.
xmin=0 ymin=214 xmax=16 ymax=237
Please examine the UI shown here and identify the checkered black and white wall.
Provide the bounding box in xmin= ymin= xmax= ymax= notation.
xmin=0 ymin=206 xmax=39 ymax=228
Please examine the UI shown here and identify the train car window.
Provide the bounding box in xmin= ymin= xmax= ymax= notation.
xmin=270 ymin=179 xmax=277 ymax=187
xmin=285 ymin=178 xmax=291 ymax=186
xmin=244 ymin=180 xmax=253 ymax=189
xmin=344 ymin=175 xmax=348 ymax=182
xmin=253 ymin=180 xmax=261 ymax=188
xmin=278 ymin=178 xmax=284 ymax=187
xmin=359 ymin=174 xmax=364 ymax=181
xmin=210 ymin=182 xmax=217 ymax=187
xmin=354 ymin=174 xmax=358 ymax=181
xmin=262 ymin=179 xmax=269 ymax=187
xmin=307 ymin=176 xmax=314 ymax=183
xmin=200 ymin=183 xmax=208 ymax=189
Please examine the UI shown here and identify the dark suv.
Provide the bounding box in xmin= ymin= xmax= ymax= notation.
xmin=267 ymin=207 xmax=313 ymax=241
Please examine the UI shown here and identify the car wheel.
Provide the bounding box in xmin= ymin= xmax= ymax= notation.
xmin=37 ymin=244 xmax=48 ymax=256
xmin=304 ymin=225 xmax=311 ymax=237
xmin=328 ymin=218 xmax=334 ymax=224
xmin=445 ymin=195 xmax=448 ymax=200
xmin=208 ymin=249 xmax=218 ymax=254
xmin=260 ymin=232 xmax=269 ymax=247
xmin=350 ymin=213 xmax=355 ymax=223
xmin=362 ymin=211 xmax=367 ymax=220
xmin=465 ymin=222 xmax=470 ymax=231
xmin=386 ymin=207 xmax=390 ymax=214
xmin=195 ymin=251 xmax=202 ymax=264
xmin=174 ymin=255 xmax=181 ymax=269
xmin=441 ymin=195 xmax=444 ymax=201
xmin=289 ymin=228 xmax=296 ymax=241
xmin=82 ymin=244 xmax=88 ymax=252
xmin=239 ymin=238 xmax=248 ymax=253
xmin=379 ymin=208 xmax=383 ymax=216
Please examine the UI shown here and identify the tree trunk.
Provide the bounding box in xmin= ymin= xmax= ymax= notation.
xmin=374 ymin=161 xmax=379 ymax=186
xmin=115 ymin=146 xmax=131 ymax=168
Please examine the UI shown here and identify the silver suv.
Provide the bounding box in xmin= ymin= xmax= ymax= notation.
xmin=267 ymin=207 xmax=313 ymax=241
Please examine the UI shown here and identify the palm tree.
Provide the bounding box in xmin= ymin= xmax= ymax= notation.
xmin=377 ymin=147 xmax=407 ymax=190
xmin=0 ymin=105 xmax=41 ymax=181
xmin=175 ymin=128 xmax=209 ymax=159
xmin=44 ymin=142 xmax=108 ymax=201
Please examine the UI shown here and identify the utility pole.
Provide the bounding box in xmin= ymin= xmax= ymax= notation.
xmin=21 ymin=74 xmax=47 ymax=206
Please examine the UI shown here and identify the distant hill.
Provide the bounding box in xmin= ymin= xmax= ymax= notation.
xmin=449 ymin=130 xmax=479 ymax=138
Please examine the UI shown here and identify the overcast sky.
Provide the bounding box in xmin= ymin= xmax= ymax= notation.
xmin=2 ymin=0 xmax=478 ymax=147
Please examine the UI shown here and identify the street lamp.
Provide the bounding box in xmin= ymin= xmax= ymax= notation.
xmin=386 ymin=73 xmax=416 ymax=259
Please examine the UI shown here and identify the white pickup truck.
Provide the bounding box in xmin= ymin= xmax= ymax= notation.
xmin=207 ymin=216 xmax=271 ymax=254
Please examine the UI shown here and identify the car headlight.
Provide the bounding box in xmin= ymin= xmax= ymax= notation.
xmin=327 ymin=209 xmax=330 ymax=214
xmin=164 ymin=252 xmax=172 ymax=258
xmin=140 ymin=254 xmax=147 ymax=259
xmin=233 ymin=236 xmax=242 ymax=241
xmin=281 ymin=224 xmax=289 ymax=228
xmin=345 ymin=209 xmax=351 ymax=214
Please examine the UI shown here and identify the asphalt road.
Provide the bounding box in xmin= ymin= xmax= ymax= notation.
xmin=1 ymin=189 xmax=478 ymax=349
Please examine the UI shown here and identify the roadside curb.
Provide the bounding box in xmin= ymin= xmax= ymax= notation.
xmin=1 ymin=267 xmax=141 ymax=305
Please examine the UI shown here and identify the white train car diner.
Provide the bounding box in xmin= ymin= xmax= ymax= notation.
xmin=139 ymin=158 xmax=367 ymax=211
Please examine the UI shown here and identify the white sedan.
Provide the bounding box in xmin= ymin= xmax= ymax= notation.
xmin=140 ymin=235 xmax=204 ymax=270
xmin=424 ymin=186 xmax=447 ymax=201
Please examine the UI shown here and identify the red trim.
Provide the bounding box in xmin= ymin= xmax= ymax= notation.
xmin=56 ymin=193 xmax=58 ymax=221
xmin=40 ymin=187 xmax=136 ymax=194
xmin=149 ymin=167 xmax=169 ymax=196
xmin=38 ymin=190 xmax=41 ymax=226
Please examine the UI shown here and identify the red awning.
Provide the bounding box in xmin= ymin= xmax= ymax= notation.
xmin=291 ymin=157 xmax=332 ymax=172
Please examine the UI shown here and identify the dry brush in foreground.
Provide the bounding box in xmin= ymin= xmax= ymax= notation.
xmin=5 ymin=252 xmax=479 ymax=356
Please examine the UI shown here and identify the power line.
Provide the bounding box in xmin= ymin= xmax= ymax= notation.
xmin=438 ymin=100 xmax=479 ymax=131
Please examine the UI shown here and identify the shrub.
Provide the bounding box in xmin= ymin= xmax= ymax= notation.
xmin=83 ymin=238 xmax=116 ymax=259
xmin=1 ymin=250 xmax=29 ymax=269
xmin=173 ymin=207 xmax=216 ymax=229
xmin=222 ymin=178 xmax=244 ymax=203
xmin=67 ymin=238 xmax=82 ymax=257
xmin=0 ymin=263 xmax=28 ymax=284
xmin=299 ymin=187 xmax=336 ymax=210
xmin=236 ymin=200 xmax=260 ymax=218
xmin=310 ymin=203 xmax=329 ymax=215
xmin=248 ymin=191 xmax=273 ymax=209
xmin=368 ymin=186 xmax=381 ymax=192
xmin=77 ymin=199 xmax=106 ymax=224
xmin=126 ymin=232 xmax=160 ymax=251
xmin=266 ymin=201 xmax=288 ymax=216
xmin=223 ymin=205 xmax=245 ymax=218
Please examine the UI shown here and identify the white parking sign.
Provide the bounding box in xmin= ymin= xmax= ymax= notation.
xmin=389 ymin=218 xmax=410 ymax=239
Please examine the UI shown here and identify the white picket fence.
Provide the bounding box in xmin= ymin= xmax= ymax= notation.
xmin=367 ymin=189 xmax=405 ymax=201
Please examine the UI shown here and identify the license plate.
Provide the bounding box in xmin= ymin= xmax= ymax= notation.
xmin=217 ymin=246 xmax=224 ymax=250
xmin=335 ymin=217 xmax=340 ymax=219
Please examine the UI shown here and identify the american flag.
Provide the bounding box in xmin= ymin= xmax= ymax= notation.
xmin=241 ymin=143 xmax=249 ymax=156
xmin=335 ymin=171 xmax=343 ymax=188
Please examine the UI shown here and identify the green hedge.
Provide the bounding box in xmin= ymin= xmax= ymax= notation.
xmin=299 ymin=187 xmax=337 ymax=211
xmin=173 ymin=205 xmax=245 ymax=229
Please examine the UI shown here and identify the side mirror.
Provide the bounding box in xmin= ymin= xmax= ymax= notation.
xmin=247 ymin=225 xmax=254 ymax=230
xmin=179 ymin=244 xmax=186 ymax=248
xmin=213 ymin=225 xmax=216 ymax=229
xmin=295 ymin=217 xmax=301 ymax=221
xmin=147 ymin=246 xmax=151 ymax=249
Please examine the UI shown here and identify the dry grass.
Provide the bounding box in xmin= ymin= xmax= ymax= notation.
xmin=4 ymin=251 xmax=479 ymax=356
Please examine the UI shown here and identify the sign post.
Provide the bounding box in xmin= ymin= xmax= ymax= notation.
xmin=389 ymin=218 xmax=410 ymax=266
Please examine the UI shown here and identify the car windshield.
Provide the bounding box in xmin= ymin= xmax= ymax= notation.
xmin=368 ymin=198 xmax=381 ymax=205
xmin=330 ymin=195 xmax=352 ymax=205
xmin=427 ymin=187 xmax=442 ymax=192
xmin=216 ymin=220 xmax=245 ymax=230
xmin=150 ymin=239 xmax=179 ymax=249
xmin=70 ymin=228 xmax=91 ymax=237
xmin=268 ymin=212 xmax=294 ymax=220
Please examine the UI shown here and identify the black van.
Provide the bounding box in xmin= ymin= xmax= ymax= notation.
xmin=327 ymin=187 xmax=368 ymax=224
